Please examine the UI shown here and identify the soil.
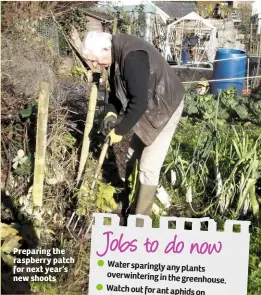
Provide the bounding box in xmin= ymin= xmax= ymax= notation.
xmin=173 ymin=67 xmax=213 ymax=83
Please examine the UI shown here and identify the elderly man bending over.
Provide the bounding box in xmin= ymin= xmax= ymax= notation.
xmin=81 ymin=32 xmax=185 ymax=226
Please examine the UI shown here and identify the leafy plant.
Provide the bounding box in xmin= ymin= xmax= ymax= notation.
xmin=1 ymin=223 xmax=22 ymax=266
xmin=249 ymin=98 xmax=261 ymax=123
xmin=20 ymin=106 xmax=33 ymax=118
xmin=164 ymin=113 xmax=261 ymax=218
xmin=219 ymin=126 xmax=261 ymax=217
xmin=106 ymin=4 xmax=146 ymax=37
xmin=70 ymin=66 xmax=88 ymax=80
xmin=128 ymin=159 xmax=139 ymax=205
xmin=20 ymin=99 xmax=37 ymax=119
xmin=74 ymin=180 xmax=118 ymax=216
xmin=60 ymin=132 xmax=77 ymax=149
xmin=131 ymin=4 xmax=146 ymax=38
xmin=57 ymin=7 xmax=89 ymax=37
xmin=95 ymin=178 xmax=117 ymax=212
xmin=248 ymin=226 xmax=261 ymax=295
xmin=12 ymin=149 xmax=28 ymax=169
xmin=184 ymin=87 xmax=261 ymax=124
xmin=13 ymin=151 xmax=33 ymax=177
xmin=30 ymin=281 xmax=57 ymax=295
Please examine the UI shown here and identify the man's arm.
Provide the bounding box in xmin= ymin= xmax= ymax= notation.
xmin=106 ymin=91 xmax=122 ymax=115
xmin=114 ymin=50 xmax=150 ymax=136
xmin=106 ymin=62 xmax=122 ymax=115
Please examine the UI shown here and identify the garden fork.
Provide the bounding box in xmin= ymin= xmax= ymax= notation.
xmin=66 ymin=137 xmax=110 ymax=240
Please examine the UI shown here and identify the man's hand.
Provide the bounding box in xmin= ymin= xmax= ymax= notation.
xmin=107 ymin=128 xmax=122 ymax=146
xmin=102 ymin=112 xmax=117 ymax=134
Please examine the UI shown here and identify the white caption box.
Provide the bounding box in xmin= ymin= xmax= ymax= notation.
xmin=88 ymin=214 xmax=250 ymax=295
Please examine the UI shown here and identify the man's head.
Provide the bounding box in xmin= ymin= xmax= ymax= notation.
xmin=81 ymin=31 xmax=113 ymax=68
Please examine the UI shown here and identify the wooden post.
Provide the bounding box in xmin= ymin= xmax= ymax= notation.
xmin=247 ymin=57 xmax=250 ymax=93
xmin=32 ymin=82 xmax=50 ymax=208
xmin=153 ymin=22 xmax=157 ymax=44
xmin=179 ymin=19 xmax=185 ymax=65
xmin=254 ymin=33 xmax=261 ymax=88
xmin=113 ymin=16 xmax=118 ymax=35
xmin=127 ymin=25 xmax=131 ymax=35
xmin=250 ymin=23 xmax=253 ymax=55
xmin=76 ymin=84 xmax=98 ymax=186
xmin=32 ymin=82 xmax=50 ymax=238
xmin=91 ymin=139 xmax=110 ymax=189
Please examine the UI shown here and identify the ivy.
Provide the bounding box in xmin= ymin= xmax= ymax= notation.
xmin=57 ymin=8 xmax=89 ymax=38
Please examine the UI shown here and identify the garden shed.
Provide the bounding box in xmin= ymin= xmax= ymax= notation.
xmin=83 ymin=9 xmax=114 ymax=33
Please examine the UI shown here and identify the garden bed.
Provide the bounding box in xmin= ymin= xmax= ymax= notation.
xmin=1 ymin=4 xmax=261 ymax=295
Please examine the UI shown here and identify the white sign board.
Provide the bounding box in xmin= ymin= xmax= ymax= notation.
xmin=88 ymin=213 xmax=251 ymax=295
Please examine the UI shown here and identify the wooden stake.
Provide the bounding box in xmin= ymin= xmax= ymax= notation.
xmin=254 ymin=33 xmax=261 ymax=88
xmin=76 ymin=83 xmax=98 ymax=186
xmin=113 ymin=16 xmax=118 ymax=35
xmin=32 ymin=82 xmax=50 ymax=208
xmin=250 ymin=23 xmax=253 ymax=55
xmin=91 ymin=139 xmax=110 ymax=190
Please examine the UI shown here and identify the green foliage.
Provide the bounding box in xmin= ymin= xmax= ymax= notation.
xmin=57 ymin=8 xmax=88 ymax=37
xmin=132 ymin=4 xmax=146 ymax=38
xmin=60 ymin=132 xmax=77 ymax=148
xmin=74 ymin=179 xmax=118 ymax=216
xmin=1 ymin=223 xmax=22 ymax=266
xmin=70 ymin=66 xmax=88 ymax=80
xmin=248 ymin=226 xmax=261 ymax=295
xmin=20 ymin=99 xmax=37 ymax=119
xmin=30 ymin=281 xmax=57 ymax=294
xmin=236 ymin=3 xmax=253 ymax=52
xmin=95 ymin=178 xmax=117 ymax=212
xmin=164 ymin=116 xmax=261 ymax=218
xmin=47 ymin=39 xmax=54 ymax=51
xmin=219 ymin=126 xmax=261 ymax=217
xmin=13 ymin=153 xmax=33 ymax=176
xmin=184 ymin=87 xmax=261 ymax=124
xmin=128 ymin=160 xmax=139 ymax=204
xmin=20 ymin=106 xmax=33 ymax=118
xmin=249 ymin=97 xmax=261 ymax=118
xmin=107 ymin=4 xmax=146 ymax=37
xmin=164 ymin=111 xmax=261 ymax=291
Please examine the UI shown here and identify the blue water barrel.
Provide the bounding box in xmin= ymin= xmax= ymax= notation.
xmin=181 ymin=49 xmax=190 ymax=64
xmin=211 ymin=48 xmax=247 ymax=96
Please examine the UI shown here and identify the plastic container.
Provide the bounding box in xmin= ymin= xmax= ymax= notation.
xmin=211 ymin=48 xmax=247 ymax=96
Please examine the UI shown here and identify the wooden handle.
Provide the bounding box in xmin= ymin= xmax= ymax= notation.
xmin=91 ymin=139 xmax=110 ymax=189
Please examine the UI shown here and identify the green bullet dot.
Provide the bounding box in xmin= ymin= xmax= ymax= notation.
xmin=96 ymin=284 xmax=103 ymax=291
xmin=97 ymin=260 xmax=104 ymax=267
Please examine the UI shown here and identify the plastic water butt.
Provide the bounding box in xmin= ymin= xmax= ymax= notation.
xmin=211 ymin=48 xmax=247 ymax=96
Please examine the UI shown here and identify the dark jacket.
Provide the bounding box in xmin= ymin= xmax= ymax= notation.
xmin=109 ymin=34 xmax=185 ymax=146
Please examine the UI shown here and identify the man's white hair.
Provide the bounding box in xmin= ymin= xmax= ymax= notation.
xmin=81 ymin=31 xmax=112 ymax=58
